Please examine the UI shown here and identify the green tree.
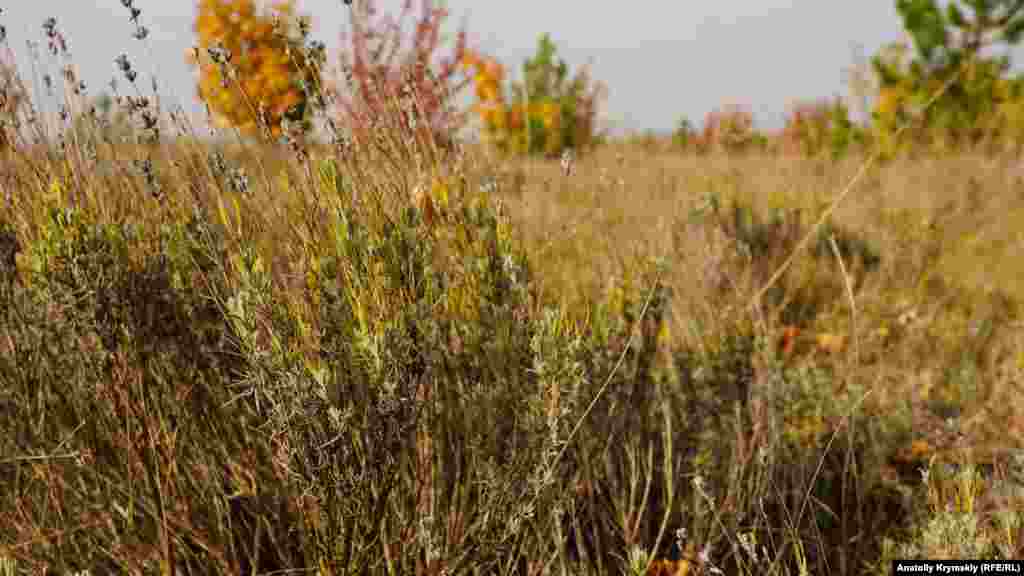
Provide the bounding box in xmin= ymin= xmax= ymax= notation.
xmin=513 ymin=33 xmax=605 ymax=156
xmin=896 ymin=0 xmax=1024 ymax=68
xmin=872 ymin=0 xmax=1024 ymax=152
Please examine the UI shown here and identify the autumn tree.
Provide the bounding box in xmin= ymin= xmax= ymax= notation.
xmin=189 ymin=0 xmax=323 ymax=140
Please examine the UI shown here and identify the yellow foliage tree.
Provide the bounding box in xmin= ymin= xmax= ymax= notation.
xmin=189 ymin=0 xmax=320 ymax=139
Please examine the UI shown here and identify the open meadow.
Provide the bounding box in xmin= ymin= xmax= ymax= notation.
xmin=2 ymin=1 xmax=1024 ymax=575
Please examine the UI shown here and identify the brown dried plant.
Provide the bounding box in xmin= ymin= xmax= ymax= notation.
xmin=0 ymin=44 xmax=28 ymax=151
xmin=330 ymin=0 xmax=473 ymax=151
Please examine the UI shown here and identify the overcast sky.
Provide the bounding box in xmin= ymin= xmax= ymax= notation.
xmin=0 ymin=1 xmax=934 ymax=136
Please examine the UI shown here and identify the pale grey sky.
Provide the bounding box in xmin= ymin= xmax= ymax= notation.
xmin=0 ymin=1 xmax=944 ymax=136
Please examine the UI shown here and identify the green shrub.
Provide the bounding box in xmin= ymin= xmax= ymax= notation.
xmin=692 ymin=194 xmax=881 ymax=326
xmin=782 ymin=97 xmax=868 ymax=159
xmin=695 ymin=104 xmax=766 ymax=155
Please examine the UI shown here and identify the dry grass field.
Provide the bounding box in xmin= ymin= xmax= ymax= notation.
xmin=2 ymin=2 xmax=1024 ymax=575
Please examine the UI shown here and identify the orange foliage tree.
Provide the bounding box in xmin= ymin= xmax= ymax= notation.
xmin=189 ymin=0 xmax=322 ymax=139
xmin=462 ymin=34 xmax=606 ymax=158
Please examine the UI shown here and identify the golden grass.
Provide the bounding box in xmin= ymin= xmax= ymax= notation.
xmin=493 ymin=144 xmax=1024 ymax=473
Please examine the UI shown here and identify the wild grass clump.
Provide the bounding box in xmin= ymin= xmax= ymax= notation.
xmin=1 ymin=4 xmax=632 ymax=573
xmin=0 ymin=201 xmax=298 ymax=573
xmin=685 ymin=192 xmax=880 ymax=329
xmin=251 ymin=161 xmax=578 ymax=573
xmin=493 ymin=141 xmax=1024 ymax=571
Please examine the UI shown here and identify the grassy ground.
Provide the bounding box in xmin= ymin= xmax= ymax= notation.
xmin=2 ymin=7 xmax=1024 ymax=576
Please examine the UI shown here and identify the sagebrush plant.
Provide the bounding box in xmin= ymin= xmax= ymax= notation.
xmin=671 ymin=116 xmax=697 ymax=152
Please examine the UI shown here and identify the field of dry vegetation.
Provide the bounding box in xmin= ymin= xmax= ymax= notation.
xmin=2 ymin=1 xmax=1024 ymax=575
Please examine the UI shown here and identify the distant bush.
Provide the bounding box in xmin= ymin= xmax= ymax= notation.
xmin=0 ymin=47 xmax=29 ymax=151
xmin=671 ymin=116 xmax=697 ymax=152
xmin=694 ymin=104 xmax=766 ymax=154
xmin=781 ymin=97 xmax=867 ymax=159
xmin=464 ymin=33 xmax=606 ymax=158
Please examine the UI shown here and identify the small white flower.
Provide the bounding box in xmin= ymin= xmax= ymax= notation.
xmin=560 ymin=148 xmax=575 ymax=177
xmin=699 ymin=545 xmax=712 ymax=564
